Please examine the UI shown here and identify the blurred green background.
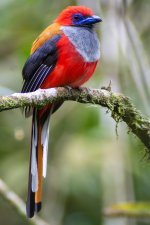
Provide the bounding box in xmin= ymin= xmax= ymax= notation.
xmin=0 ymin=0 xmax=150 ymax=224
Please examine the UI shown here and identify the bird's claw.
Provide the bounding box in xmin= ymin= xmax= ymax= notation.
xmin=64 ymin=86 xmax=72 ymax=91
xmin=65 ymin=86 xmax=83 ymax=92
xmin=101 ymin=80 xmax=112 ymax=92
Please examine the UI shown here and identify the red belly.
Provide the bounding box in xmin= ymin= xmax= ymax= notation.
xmin=41 ymin=34 xmax=98 ymax=89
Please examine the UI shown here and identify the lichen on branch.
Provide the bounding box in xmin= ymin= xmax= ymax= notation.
xmin=0 ymin=87 xmax=150 ymax=150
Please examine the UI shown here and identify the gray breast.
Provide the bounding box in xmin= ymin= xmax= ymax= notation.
xmin=61 ymin=26 xmax=100 ymax=62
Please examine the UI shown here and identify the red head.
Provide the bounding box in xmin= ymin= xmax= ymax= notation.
xmin=55 ymin=6 xmax=102 ymax=28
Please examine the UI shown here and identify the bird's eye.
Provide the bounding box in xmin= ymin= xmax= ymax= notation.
xmin=74 ymin=15 xmax=80 ymax=20
xmin=73 ymin=14 xmax=83 ymax=22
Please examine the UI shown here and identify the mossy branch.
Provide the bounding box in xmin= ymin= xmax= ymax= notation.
xmin=0 ymin=87 xmax=150 ymax=150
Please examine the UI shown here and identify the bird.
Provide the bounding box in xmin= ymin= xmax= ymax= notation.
xmin=21 ymin=5 xmax=102 ymax=218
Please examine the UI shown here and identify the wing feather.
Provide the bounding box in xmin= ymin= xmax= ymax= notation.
xmin=22 ymin=35 xmax=61 ymax=92
xmin=21 ymin=34 xmax=61 ymax=117
xmin=23 ymin=65 xmax=52 ymax=93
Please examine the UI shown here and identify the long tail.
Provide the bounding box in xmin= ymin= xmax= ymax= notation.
xmin=26 ymin=106 xmax=52 ymax=218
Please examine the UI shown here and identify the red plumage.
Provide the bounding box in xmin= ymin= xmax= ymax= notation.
xmin=22 ymin=5 xmax=102 ymax=218
xmin=55 ymin=6 xmax=93 ymax=25
xmin=41 ymin=34 xmax=97 ymax=89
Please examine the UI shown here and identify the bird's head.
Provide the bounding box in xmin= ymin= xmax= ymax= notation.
xmin=55 ymin=6 xmax=102 ymax=28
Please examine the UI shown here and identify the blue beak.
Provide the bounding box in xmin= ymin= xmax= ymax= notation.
xmin=77 ymin=15 xmax=102 ymax=26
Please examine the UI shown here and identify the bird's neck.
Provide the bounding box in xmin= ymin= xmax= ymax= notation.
xmin=61 ymin=26 xmax=100 ymax=62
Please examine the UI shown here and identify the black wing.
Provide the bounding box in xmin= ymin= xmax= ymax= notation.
xmin=21 ymin=34 xmax=61 ymax=93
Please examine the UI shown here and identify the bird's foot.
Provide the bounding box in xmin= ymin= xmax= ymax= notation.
xmin=65 ymin=86 xmax=84 ymax=92
xmin=64 ymin=86 xmax=72 ymax=91
xmin=101 ymin=80 xmax=112 ymax=92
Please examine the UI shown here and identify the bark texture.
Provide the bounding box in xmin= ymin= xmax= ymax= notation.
xmin=0 ymin=87 xmax=150 ymax=150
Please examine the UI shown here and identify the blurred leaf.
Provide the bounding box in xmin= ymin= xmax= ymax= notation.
xmin=104 ymin=202 xmax=150 ymax=217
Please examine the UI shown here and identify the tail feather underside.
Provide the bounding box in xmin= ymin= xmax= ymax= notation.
xmin=26 ymin=108 xmax=51 ymax=218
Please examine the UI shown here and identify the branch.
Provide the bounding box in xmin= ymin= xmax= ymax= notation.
xmin=0 ymin=87 xmax=150 ymax=150
xmin=0 ymin=179 xmax=50 ymax=225
xmin=104 ymin=202 xmax=150 ymax=218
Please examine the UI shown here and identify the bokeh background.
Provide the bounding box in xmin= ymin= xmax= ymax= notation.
xmin=0 ymin=0 xmax=150 ymax=224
